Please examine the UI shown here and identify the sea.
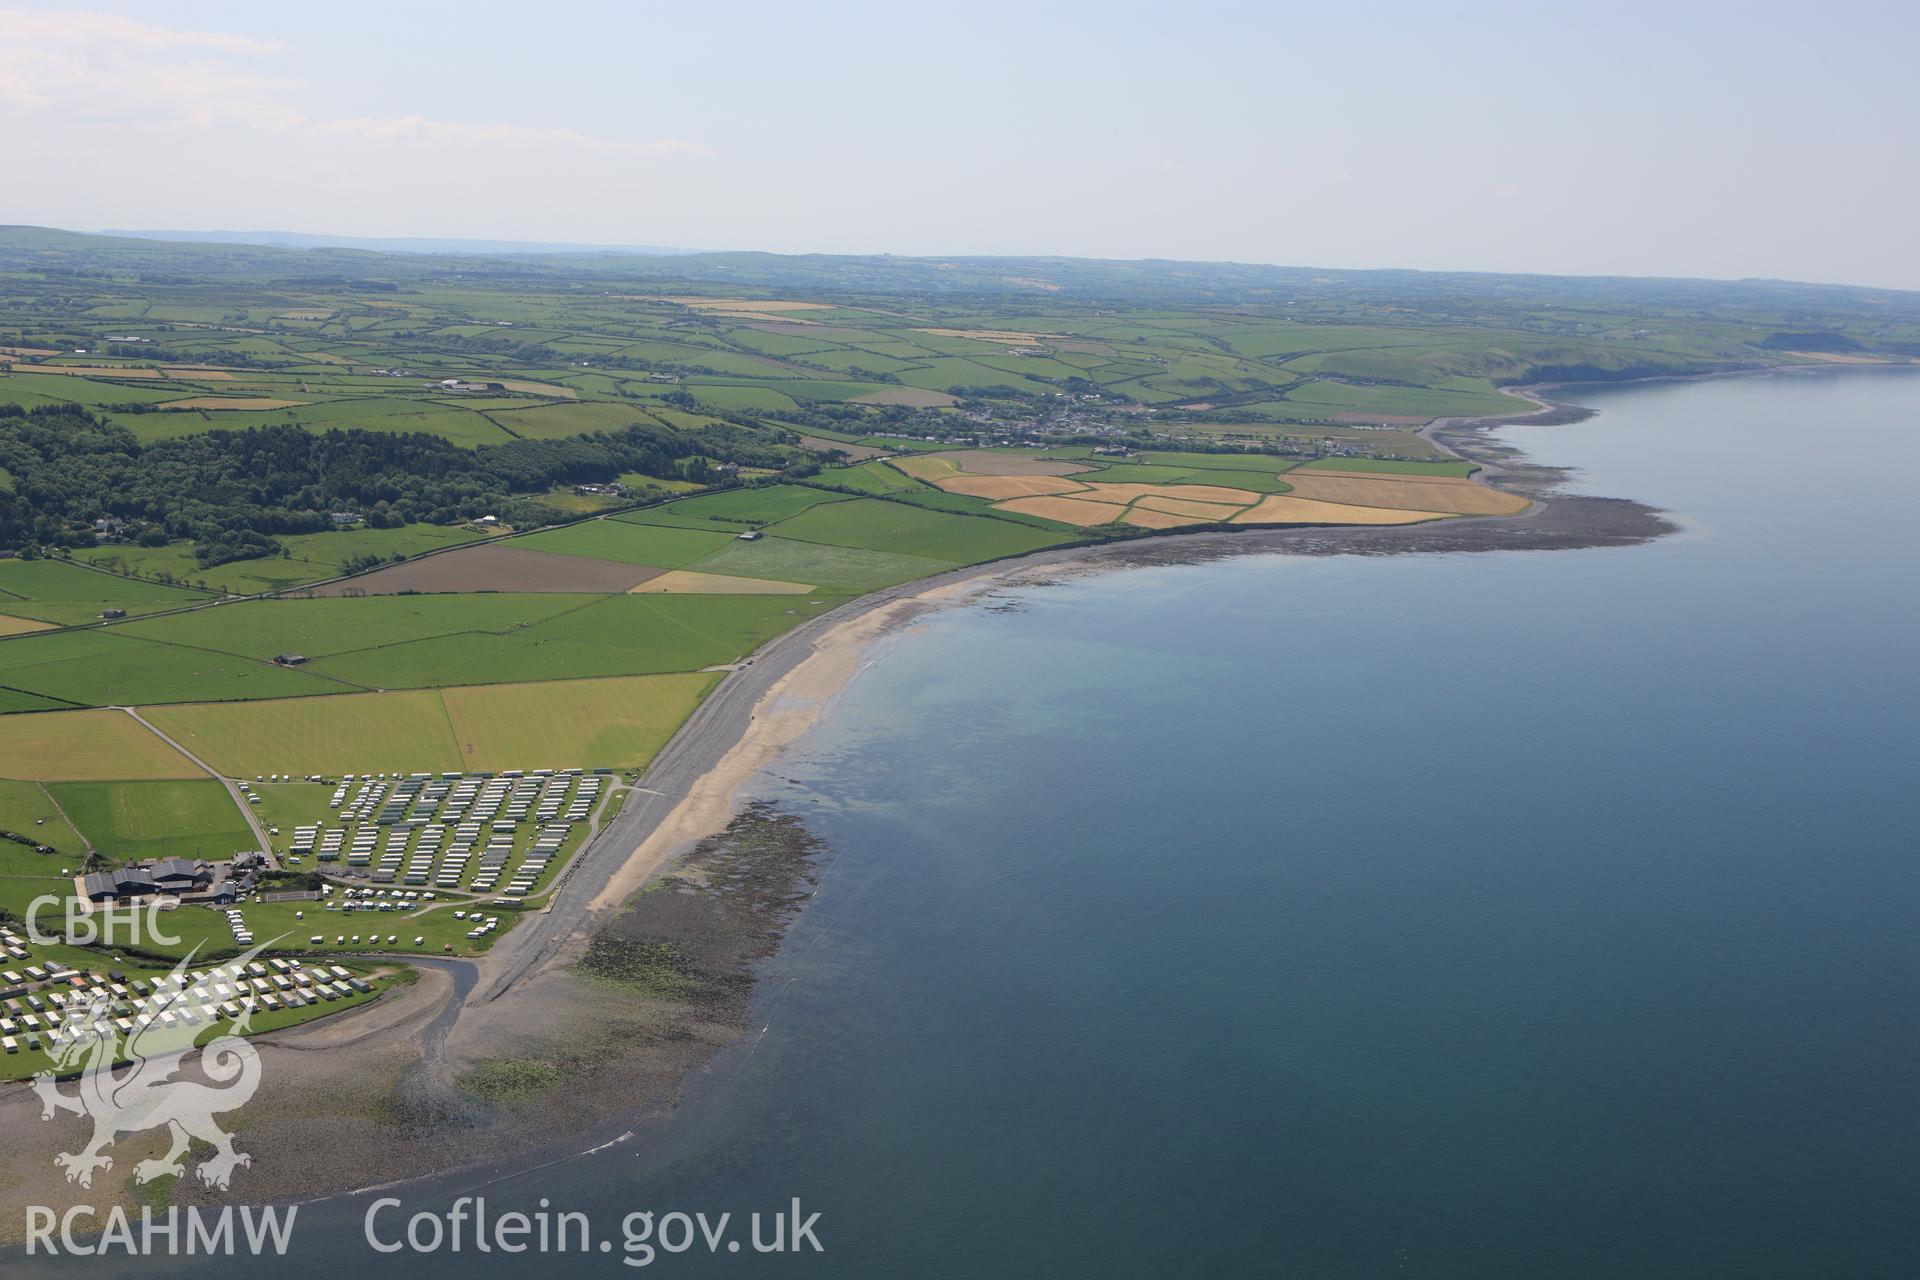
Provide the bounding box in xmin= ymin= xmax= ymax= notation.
xmin=26 ymin=368 xmax=1920 ymax=1277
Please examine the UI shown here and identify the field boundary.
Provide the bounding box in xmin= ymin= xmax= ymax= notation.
xmin=120 ymin=707 xmax=275 ymax=863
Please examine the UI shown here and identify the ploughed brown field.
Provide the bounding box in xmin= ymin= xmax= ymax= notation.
xmin=304 ymin=544 xmax=662 ymax=595
xmin=1282 ymin=472 xmax=1530 ymax=516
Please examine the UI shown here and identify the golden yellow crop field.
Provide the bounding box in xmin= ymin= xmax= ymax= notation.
xmin=1230 ymin=495 xmax=1454 ymax=525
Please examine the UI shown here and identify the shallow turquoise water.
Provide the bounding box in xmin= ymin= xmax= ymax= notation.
xmin=603 ymin=370 xmax=1919 ymax=1278
xmin=49 ymin=369 xmax=1920 ymax=1277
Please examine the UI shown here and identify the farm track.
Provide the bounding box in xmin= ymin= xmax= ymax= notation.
xmin=118 ymin=705 xmax=278 ymax=868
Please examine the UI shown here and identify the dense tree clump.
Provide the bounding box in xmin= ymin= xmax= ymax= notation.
xmin=0 ymin=403 xmax=791 ymax=566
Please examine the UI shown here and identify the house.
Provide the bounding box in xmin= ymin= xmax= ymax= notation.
xmin=330 ymin=512 xmax=362 ymax=526
xmin=472 ymin=515 xmax=500 ymax=527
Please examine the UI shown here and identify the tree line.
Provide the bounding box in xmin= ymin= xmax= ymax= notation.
xmin=0 ymin=403 xmax=796 ymax=567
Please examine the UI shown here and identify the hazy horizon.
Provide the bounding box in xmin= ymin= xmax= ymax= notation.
xmin=4 ymin=1 xmax=1917 ymax=290
xmin=28 ymin=225 xmax=1907 ymax=295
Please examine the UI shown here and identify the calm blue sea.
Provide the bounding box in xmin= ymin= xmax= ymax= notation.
xmin=43 ymin=369 xmax=1920 ymax=1277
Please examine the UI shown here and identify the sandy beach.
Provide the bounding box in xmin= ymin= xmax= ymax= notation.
xmin=587 ymin=577 xmax=983 ymax=914
xmin=0 ymin=386 xmax=1677 ymax=1226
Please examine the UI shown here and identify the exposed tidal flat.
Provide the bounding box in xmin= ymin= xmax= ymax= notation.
xmin=11 ymin=367 xmax=1920 ymax=1277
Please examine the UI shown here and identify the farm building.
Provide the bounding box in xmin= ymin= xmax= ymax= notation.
xmin=79 ymin=858 xmax=212 ymax=902
xmin=151 ymin=858 xmax=214 ymax=892
xmin=274 ymin=653 xmax=310 ymax=666
xmin=81 ymin=867 xmax=158 ymax=903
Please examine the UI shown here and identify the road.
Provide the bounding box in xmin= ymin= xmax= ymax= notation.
xmin=119 ymin=705 xmax=279 ymax=870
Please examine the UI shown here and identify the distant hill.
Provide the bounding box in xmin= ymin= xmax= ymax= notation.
xmin=2 ymin=227 xmax=1916 ymax=331
xmin=104 ymin=229 xmax=692 ymax=256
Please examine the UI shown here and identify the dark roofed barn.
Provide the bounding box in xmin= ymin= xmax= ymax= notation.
xmin=111 ymin=868 xmax=157 ymax=896
xmin=151 ymin=857 xmax=212 ymax=890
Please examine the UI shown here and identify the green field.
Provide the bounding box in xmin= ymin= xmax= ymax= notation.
xmin=441 ymin=673 xmax=718 ymax=769
xmin=0 ymin=558 xmax=207 ymax=602
xmin=47 ymin=779 xmax=254 ymax=863
xmin=0 ymin=708 xmax=199 ymax=780
xmin=80 ymin=524 xmax=486 ymax=594
xmin=1295 ymin=457 xmax=1478 ymax=477
xmin=0 ymin=630 xmax=351 ymax=706
xmin=685 ymin=535 xmax=950 ymax=592
xmin=815 ymin=460 xmax=924 ymax=494
xmin=0 ymin=778 xmax=89 ymax=916
xmin=0 ymin=558 xmax=215 ymax=624
xmin=144 ymin=690 xmax=466 ymax=775
xmin=143 ymin=670 xmax=727 ymax=774
xmin=6 ymin=225 xmax=1907 ymax=993
xmin=1077 ymin=460 xmax=1294 ymax=492
xmin=0 ymin=778 xmax=86 ymax=855
xmin=306 ymin=592 xmax=842 ymax=688
xmin=622 ymin=483 xmax=856 ymax=528
xmin=119 ymin=593 xmax=598 ymax=661
xmin=770 ymin=499 xmax=1070 ymax=562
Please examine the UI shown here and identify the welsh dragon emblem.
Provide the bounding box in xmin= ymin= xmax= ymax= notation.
xmin=32 ymin=943 xmax=270 ymax=1190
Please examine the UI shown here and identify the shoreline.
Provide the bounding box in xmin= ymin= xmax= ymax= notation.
xmin=0 ymin=372 xmax=1695 ymax=1222
xmin=545 ymin=376 xmax=1666 ymax=957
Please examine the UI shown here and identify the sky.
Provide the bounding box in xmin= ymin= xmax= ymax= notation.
xmin=2 ymin=0 xmax=1916 ymax=289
